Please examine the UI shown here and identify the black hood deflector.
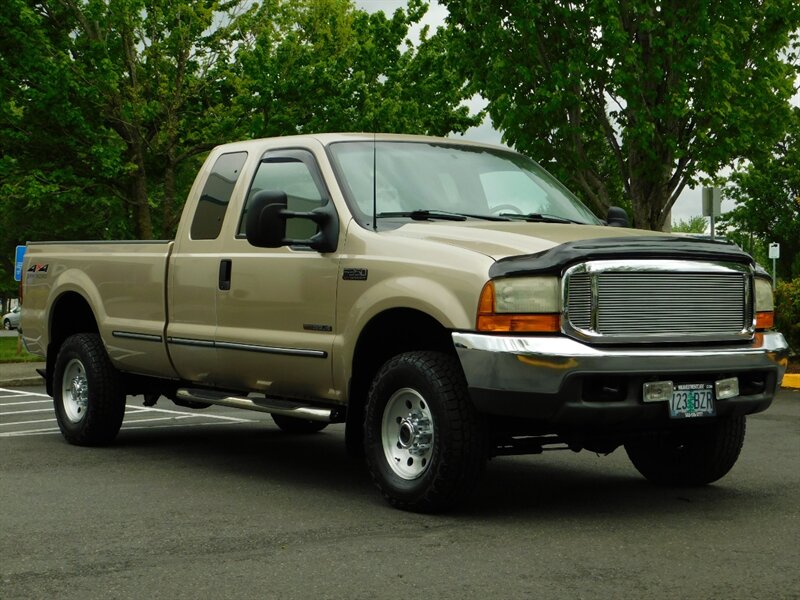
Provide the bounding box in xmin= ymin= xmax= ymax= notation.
xmin=489 ymin=236 xmax=754 ymax=278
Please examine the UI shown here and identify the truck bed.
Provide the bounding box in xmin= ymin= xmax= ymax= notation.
xmin=22 ymin=240 xmax=177 ymax=379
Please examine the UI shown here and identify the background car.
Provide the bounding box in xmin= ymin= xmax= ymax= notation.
xmin=3 ymin=306 xmax=20 ymax=330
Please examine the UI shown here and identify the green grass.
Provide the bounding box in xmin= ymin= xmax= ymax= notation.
xmin=0 ymin=336 xmax=43 ymax=363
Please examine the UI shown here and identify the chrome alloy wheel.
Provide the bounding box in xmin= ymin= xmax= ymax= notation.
xmin=62 ymin=358 xmax=89 ymax=423
xmin=381 ymin=387 xmax=435 ymax=480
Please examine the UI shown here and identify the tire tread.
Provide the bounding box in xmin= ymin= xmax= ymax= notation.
xmin=54 ymin=333 xmax=125 ymax=446
xmin=365 ymin=351 xmax=487 ymax=512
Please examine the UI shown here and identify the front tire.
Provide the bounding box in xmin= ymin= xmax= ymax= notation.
xmin=625 ymin=417 xmax=746 ymax=486
xmin=3 ymin=319 xmax=10 ymax=330
xmin=53 ymin=333 xmax=126 ymax=446
xmin=364 ymin=351 xmax=487 ymax=512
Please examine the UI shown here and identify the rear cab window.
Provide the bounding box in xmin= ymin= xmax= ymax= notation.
xmin=190 ymin=151 xmax=248 ymax=240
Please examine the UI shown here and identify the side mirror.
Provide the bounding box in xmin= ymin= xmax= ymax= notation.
xmin=606 ymin=206 xmax=630 ymax=228
xmin=245 ymin=191 xmax=288 ymax=248
xmin=245 ymin=190 xmax=339 ymax=252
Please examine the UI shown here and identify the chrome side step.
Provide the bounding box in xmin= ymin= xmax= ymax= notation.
xmin=175 ymin=388 xmax=344 ymax=423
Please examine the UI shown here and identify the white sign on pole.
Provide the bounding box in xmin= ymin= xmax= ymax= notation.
xmin=702 ymin=187 xmax=721 ymax=217
xmin=768 ymin=243 xmax=780 ymax=259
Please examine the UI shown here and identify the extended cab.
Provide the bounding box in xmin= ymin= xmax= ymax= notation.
xmin=21 ymin=134 xmax=789 ymax=511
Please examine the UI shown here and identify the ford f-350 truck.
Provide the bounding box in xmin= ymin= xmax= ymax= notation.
xmin=21 ymin=133 xmax=789 ymax=512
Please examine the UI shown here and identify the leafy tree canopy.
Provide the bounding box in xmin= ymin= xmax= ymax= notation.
xmin=672 ymin=215 xmax=707 ymax=234
xmin=441 ymin=0 xmax=800 ymax=230
xmin=234 ymin=0 xmax=477 ymax=137
xmin=0 ymin=0 xmax=477 ymax=292
xmin=721 ymin=107 xmax=800 ymax=279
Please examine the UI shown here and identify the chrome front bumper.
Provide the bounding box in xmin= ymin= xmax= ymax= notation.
xmin=452 ymin=331 xmax=789 ymax=422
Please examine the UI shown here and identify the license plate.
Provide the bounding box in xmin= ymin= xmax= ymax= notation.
xmin=669 ymin=383 xmax=716 ymax=419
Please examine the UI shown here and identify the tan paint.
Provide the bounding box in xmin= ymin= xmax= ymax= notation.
xmin=22 ymin=242 xmax=175 ymax=378
xmin=22 ymin=133 xmax=666 ymax=402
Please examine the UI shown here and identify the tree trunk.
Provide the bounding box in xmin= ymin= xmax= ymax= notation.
xmin=163 ymin=155 xmax=178 ymax=238
xmin=130 ymin=139 xmax=153 ymax=240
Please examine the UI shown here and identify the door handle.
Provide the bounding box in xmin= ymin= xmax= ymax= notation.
xmin=218 ymin=259 xmax=232 ymax=291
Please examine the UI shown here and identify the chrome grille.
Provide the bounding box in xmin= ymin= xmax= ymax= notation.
xmin=564 ymin=261 xmax=752 ymax=343
xmin=566 ymin=273 xmax=592 ymax=330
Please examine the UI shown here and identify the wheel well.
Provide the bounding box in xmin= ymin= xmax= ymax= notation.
xmin=45 ymin=292 xmax=99 ymax=395
xmin=346 ymin=308 xmax=455 ymax=451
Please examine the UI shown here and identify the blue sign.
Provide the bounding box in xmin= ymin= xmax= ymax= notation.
xmin=14 ymin=245 xmax=26 ymax=282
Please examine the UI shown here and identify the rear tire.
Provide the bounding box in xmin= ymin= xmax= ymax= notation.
xmin=271 ymin=413 xmax=328 ymax=434
xmin=364 ymin=351 xmax=487 ymax=512
xmin=53 ymin=333 xmax=125 ymax=446
xmin=625 ymin=417 xmax=746 ymax=486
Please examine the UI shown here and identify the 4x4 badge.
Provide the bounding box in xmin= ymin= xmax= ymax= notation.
xmin=343 ymin=268 xmax=368 ymax=281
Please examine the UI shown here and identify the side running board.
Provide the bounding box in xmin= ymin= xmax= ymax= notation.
xmin=175 ymin=388 xmax=344 ymax=423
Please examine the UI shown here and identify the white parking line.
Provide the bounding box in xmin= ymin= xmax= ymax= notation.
xmin=0 ymin=418 xmax=56 ymax=427
xmin=122 ymin=421 xmax=251 ymax=431
xmin=0 ymin=399 xmax=51 ymax=406
xmin=0 ymin=388 xmax=49 ymax=397
xmin=0 ymin=427 xmax=61 ymax=437
xmin=128 ymin=405 xmax=254 ymax=423
xmin=0 ymin=388 xmax=256 ymax=437
xmin=122 ymin=415 xmax=194 ymax=424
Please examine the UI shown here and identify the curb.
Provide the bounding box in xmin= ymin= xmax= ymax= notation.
xmin=0 ymin=376 xmax=45 ymax=388
xmin=782 ymin=373 xmax=800 ymax=390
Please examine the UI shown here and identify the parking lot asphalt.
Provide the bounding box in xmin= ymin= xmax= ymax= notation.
xmin=1 ymin=385 xmax=798 ymax=599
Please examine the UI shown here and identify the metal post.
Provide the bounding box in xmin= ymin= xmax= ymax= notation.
xmin=772 ymin=257 xmax=777 ymax=291
xmin=768 ymin=243 xmax=780 ymax=291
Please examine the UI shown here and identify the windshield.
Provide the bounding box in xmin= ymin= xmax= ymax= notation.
xmin=327 ymin=141 xmax=601 ymax=227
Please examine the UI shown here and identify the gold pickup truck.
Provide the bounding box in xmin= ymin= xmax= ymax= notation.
xmin=20 ymin=133 xmax=789 ymax=512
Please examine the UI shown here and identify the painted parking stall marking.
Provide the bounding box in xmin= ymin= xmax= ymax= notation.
xmin=0 ymin=388 xmax=254 ymax=438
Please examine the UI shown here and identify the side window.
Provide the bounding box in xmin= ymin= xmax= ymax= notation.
xmin=190 ymin=151 xmax=248 ymax=240
xmin=239 ymin=151 xmax=328 ymax=240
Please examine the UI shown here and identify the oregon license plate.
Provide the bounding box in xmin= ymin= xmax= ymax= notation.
xmin=670 ymin=383 xmax=716 ymax=419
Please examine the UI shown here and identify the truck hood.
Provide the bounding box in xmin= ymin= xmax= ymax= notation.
xmin=384 ymin=221 xmax=670 ymax=261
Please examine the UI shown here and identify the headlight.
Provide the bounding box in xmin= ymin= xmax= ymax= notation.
xmin=493 ymin=277 xmax=561 ymax=313
xmin=754 ymin=277 xmax=774 ymax=329
xmin=477 ymin=277 xmax=561 ymax=332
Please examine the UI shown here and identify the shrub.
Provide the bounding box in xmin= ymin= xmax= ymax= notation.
xmin=775 ymin=278 xmax=800 ymax=355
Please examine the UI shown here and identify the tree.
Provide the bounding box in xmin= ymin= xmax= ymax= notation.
xmin=721 ymin=107 xmax=800 ymax=279
xmin=672 ymin=215 xmax=707 ymax=234
xmin=235 ymin=0 xmax=477 ymax=138
xmin=0 ymin=0 xmax=478 ymax=277
xmin=441 ymin=0 xmax=800 ymax=230
xmin=0 ymin=0 xmax=251 ymax=250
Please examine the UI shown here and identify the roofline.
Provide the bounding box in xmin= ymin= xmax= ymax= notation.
xmin=210 ymin=132 xmax=513 ymax=155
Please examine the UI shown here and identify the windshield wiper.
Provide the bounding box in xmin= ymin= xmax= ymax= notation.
xmin=377 ymin=210 xmax=466 ymax=221
xmin=376 ymin=210 xmax=510 ymax=222
xmin=497 ymin=212 xmax=584 ymax=224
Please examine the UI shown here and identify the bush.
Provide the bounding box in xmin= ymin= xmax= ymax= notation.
xmin=775 ymin=278 xmax=800 ymax=355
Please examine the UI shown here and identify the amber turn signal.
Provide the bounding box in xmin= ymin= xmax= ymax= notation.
xmin=477 ymin=281 xmax=560 ymax=333
xmin=755 ymin=311 xmax=774 ymax=330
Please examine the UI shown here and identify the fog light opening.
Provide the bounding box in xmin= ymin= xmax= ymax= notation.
xmin=715 ymin=377 xmax=740 ymax=400
xmin=643 ymin=381 xmax=673 ymax=403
